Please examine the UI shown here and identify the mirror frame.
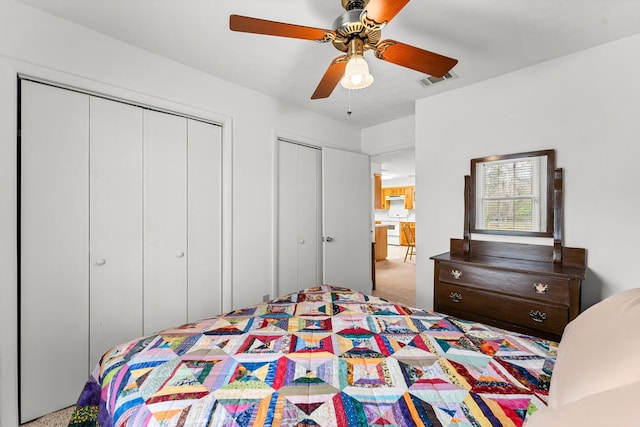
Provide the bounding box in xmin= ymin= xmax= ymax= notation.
xmin=469 ymin=149 xmax=556 ymax=237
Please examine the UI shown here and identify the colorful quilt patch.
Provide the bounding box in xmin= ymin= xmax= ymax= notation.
xmin=70 ymin=285 xmax=556 ymax=427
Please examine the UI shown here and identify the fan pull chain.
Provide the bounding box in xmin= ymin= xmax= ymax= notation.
xmin=347 ymin=89 xmax=352 ymax=116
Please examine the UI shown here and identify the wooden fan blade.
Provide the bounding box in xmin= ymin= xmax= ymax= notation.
xmin=230 ymin=15 xmax=334 ymax=42
xmin=311 ymin=56 xmax=348 ymax=100
xmin=375 ymin=40 xmax=458 ymax=78
xmin=362 ymin=0 xmax=410 ymax=27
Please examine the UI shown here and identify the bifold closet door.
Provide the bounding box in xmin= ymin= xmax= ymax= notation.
xmin=143 ymin=110 xmax=188 ymax=335
xmin=20 ymin=81 xmax=90 ymax=422
xmin=187 ymin=119 xmax=223 ymax=322
xmin=277 ymin=141 xmax=322 ymax=297
xmin=89 ymin=97 xmax=143 ymax=366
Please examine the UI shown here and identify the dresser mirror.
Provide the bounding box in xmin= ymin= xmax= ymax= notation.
xmin=469 ymin=149 xmax=556 ymax=237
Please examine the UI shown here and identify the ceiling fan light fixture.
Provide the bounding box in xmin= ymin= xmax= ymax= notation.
xmin=229 ymin=0 xmax=457 ymax=101
xmin=341 ymin=54 xmax=374 ymax=89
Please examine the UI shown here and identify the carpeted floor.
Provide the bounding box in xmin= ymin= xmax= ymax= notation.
xmin=372 ymin=244 xmax=416 ymax=307
xmin=24 ymin=245 xmax=415 ymax=426
xmin=21 ymin=406 xmax=74 ymax=427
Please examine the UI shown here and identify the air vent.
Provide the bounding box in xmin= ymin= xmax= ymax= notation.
xmin=418 ymin=71 xmax=458 ymax=88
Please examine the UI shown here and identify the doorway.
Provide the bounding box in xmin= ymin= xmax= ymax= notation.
xmin=371 ymin=148 xmax=416 ymax=307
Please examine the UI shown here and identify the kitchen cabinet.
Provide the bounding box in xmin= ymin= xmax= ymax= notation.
xmin=380 ymin=188 xmax=391 ymax=208
xmin=403 ymin=186 xmax=414 ymax=209
xmin=374 ymin=173 xmax=383 ymax=209
xmin=386 ymin=187 xmax=405 ymax=196
xmin=374 ymin=225 xmax=388 ymax=260
xmin=381 ymin=186 xmax=415 ymax=209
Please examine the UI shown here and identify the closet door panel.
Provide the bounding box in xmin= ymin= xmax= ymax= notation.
xmin=277 ymin=141 xmax=322 ymax=298
xmin=20 ymin=81 xmax=90 ymax=422
xmin=277 ymin=141 xmax=299 ymax=296
xmin=144 ymin=110 xmax=188 ymax=334
xmin=89 ymin=97 xmax=143 ymax=366
xmin=187 ymin=120 xmax=222 ymax=321
xmin=296 ymin=145 xmax=322 ymax=288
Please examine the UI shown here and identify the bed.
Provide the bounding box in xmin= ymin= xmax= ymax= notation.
xmin=68 ymin=285 xmax=556 ymax=427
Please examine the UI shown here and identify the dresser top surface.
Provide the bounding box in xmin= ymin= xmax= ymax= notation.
xmin=431 ymin=251 xmax=587 ymax=280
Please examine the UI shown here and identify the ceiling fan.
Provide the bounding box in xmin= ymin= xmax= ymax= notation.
xmin=230 ymin=0 xmax=458 ymax=100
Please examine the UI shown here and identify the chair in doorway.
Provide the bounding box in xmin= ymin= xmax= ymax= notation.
xmin=402 ymin=223 xmax=416 ymax=262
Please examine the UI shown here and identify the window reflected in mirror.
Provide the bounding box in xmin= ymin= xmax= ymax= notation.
xmin=470 ymin=150 xmax=555 ymax=237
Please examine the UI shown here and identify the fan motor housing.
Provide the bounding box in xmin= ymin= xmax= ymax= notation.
xmin=341 ymin=0 xmax=369 ymax=10
xmin=332 ymin=9 xmax=380 ymax=52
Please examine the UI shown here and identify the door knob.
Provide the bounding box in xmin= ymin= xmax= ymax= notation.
xmin=324 ymin=236 xmax=334 ymax=242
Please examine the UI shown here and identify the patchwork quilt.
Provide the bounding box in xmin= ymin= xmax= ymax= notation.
xmin=69 ymin=285 xmax=556 ymax=427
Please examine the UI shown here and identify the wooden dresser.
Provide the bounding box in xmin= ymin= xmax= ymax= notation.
xmin=432 ymin=239 xmax=586 ymax=342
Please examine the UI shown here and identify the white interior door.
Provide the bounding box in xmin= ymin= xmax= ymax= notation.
xmin=322 ymin=147 xmax=372 ymax=294
xmin=20 ymin=81 xmax=90 ymax=422
xmin=277 ymin=140 xmax=322 ymax=297
xmin=144 ymin=110 xmax=188 ymax=334
xmin=187 ymin=119 xmax=223 ymax=321
xmin=89 ymin=97 xmax=143 ymax=366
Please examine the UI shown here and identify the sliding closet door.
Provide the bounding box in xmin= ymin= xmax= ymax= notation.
xmin=187 ymin=119 xmax=222 ymax=322
xmin=89 ymin=97 xmax=143 ymax=366
xmin=20 ymin=81 xmax=90 ymax=422
xmin=144 ymin=110 xmax=188 ymax=334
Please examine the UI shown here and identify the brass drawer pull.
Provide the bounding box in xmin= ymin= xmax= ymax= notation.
xmin=449 ymin=292 xmax=463 ymax=303
xmin=450 ymin=269 xmax=463 ymax=280
xmin=529 ymin=310 xmax=547 ymax=323
xmin=532 ymin=283 xmax=549 ymax=294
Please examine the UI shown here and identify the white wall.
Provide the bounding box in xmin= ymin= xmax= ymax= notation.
xmin=415 ymin=34 xmax=640 ymax=312
xmin=363 ymin=116 xmax=416 ymax=198
xmin=362 ymin=115 xmax=415 ymax=155
xmin=0 ymin=59 xmax=19 ymax=427
xmin=0 ymin=1 xmax=361 ymax=425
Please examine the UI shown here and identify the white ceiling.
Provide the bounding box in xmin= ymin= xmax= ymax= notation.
xmin=372 ymin=149 xmax=415 ymax=182
xmin=18 ymin=0 xmax=640 ymax=129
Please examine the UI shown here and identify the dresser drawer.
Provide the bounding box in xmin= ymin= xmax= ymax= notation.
xmin=438 ymin=262 xmax=571 ymax=305
xmin=435 ymin=282 xmax=568 ymax=337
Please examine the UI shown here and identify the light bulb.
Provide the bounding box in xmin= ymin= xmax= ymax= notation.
xmin=341 ymin=55 xmax=374 ymax=90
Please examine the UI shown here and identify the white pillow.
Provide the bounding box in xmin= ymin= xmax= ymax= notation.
xmin=526 ymin=381 xmax=640 ymax=427
xmin=548 ymin=287 xmax=640 ymax=408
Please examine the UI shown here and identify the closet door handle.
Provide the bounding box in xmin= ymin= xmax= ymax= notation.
xmin=95 ymin=258 xmax=106 ymax=266
xmin=177 ymin=251 xmax=185 ymax=258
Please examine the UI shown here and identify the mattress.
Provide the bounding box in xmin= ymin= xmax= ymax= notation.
xmin=69 ymin=285 xmax=556 ymax=426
